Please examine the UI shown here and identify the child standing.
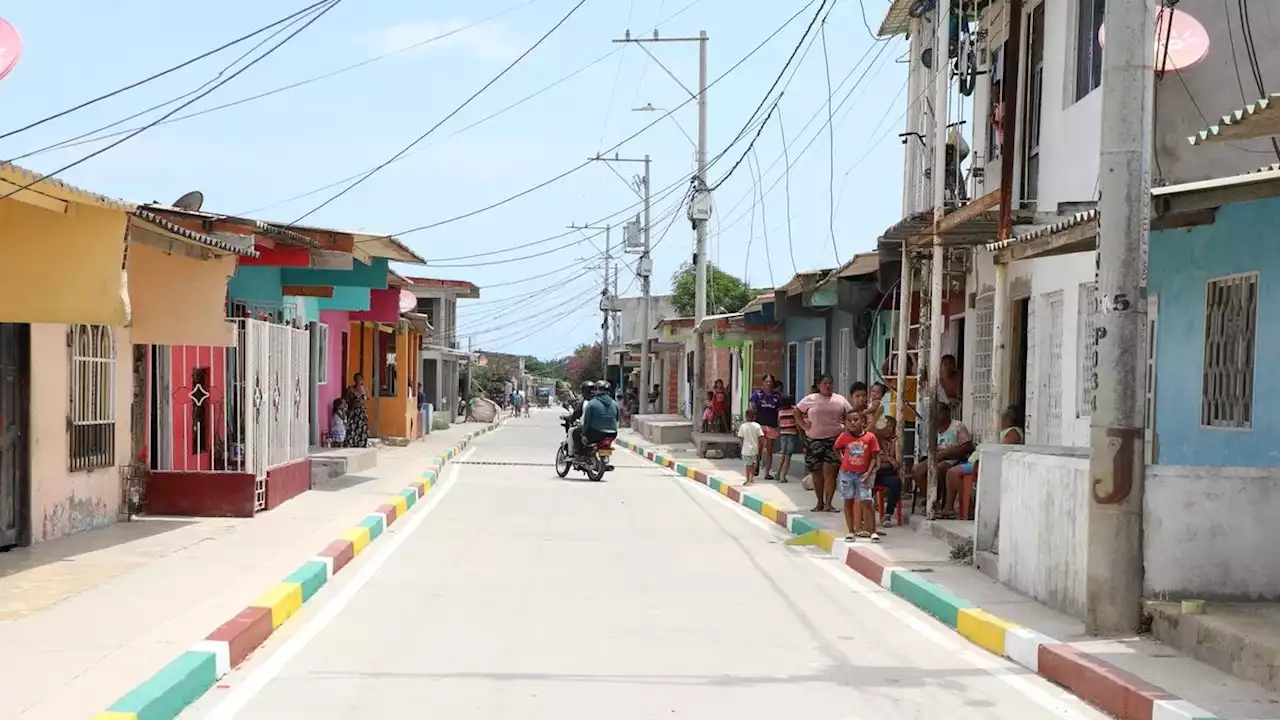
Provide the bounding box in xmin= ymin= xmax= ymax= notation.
xmin=701 ymin=391 xmax=716 ymax=432
xmin=737 ymin=409 xmax=764 ymax=485
xmin=835 ymin=413 xmax=882 ymax=542
xmin=712 ymin=379 xmax=729 ymax=432
xmin=330 ymin=398 xmax=348 ymax=447
xmin=775 ymin=394 xmax=798 ymax=483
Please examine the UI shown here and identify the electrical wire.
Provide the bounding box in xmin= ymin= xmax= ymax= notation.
xmin=286 ymin=0 xmax=590 ymax=225
xmin=460 ymin=281 xmax=603 ymax=340
xmin=856 ymin=0 xmax=879 ymax=41
xmin=385 ymin=0 xmax=822 ymax=238
xmin=778 ymin=106 xmax=798 ymax=275
xmin=19 ymin=0 xmax=549 ymax=160
xmin=462 ymin=265 xmax=597 ymax=307
xmin=458 ymin=281 xmax=599 ymax=337
xmin=0 ymin=0 xmax=332 ymax=141
xmin=751 ymin=146 xmax=776 ymax=287
xmin=820 ymin=19 xmax=838 ymax=264
xmin=9 ymin=5 xmax=329 ymax=162
xmin=0 ymin=0 xmax=343 ymax=203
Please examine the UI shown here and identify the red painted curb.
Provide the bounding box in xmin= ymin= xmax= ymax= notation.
xmin=376 ymin=504 xmax=397 ymax=525
xmin=1038 ymin=643 xmax=1174 ymax=720
xmin=775 ymin=509 xmax=790 ymax=529
xmin=726 ymin=486 xmax=741 ymax=502
xmin=844 ymin=546 xmax=887 ymax=585
xmin=693 ymin=470 xmax=710 ymax=484
xmin=410 ymin=481 xmax=426 ymax=497
xmin=207 ymin=606 xmax=273 ymax=668
xmin=318 ymin=539 xmax=355 ymax=575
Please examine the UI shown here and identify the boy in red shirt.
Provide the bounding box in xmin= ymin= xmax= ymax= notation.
xmin=835 ymin=413 xmax=882 ymax=542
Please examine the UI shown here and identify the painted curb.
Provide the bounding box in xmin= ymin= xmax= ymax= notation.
xmin=93 ymin=420 xmax=504 ymax=720
xmin=616 ymin=436 xmax=1222 ymax=720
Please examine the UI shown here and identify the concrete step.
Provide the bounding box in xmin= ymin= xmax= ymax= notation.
xmin=1146 ymin=600 xmax=1280 ymax=693
xmin=309 ymin=447 xmax=379 ymax=485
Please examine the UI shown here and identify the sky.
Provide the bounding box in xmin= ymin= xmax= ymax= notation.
xmin=0 ymin=0 xmax=909 ymax=359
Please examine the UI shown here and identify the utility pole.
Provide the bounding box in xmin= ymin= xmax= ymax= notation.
xmin=924 ymin=3 xmax=950 ymax=520
xmin=590 ymin=153 xmax=655 ymax=410
xmin=1087 ymin=0 xmax=1154 ymax=636
xmin=613 ymin=29 xmax=708 ymax=423
xmin=568 ymin=222 xmax=613 ymax=380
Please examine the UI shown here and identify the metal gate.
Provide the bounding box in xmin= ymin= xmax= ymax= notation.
xmin=148 ymin=318 xmax=311 ymax=512
xmin=0 ymin=323 xmax=30 ymax=548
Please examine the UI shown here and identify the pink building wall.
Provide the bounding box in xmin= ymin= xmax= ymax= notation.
xmin=350 ymin=288 xmax=400 ymax=324
xmin=318 ymin=310 xmax=350 ymax=441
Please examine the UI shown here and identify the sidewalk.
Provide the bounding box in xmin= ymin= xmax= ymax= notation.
xmin=618 ymin=428 xmax=1280 ymax=720
xmin=0 ymin=421 xmax=488 ymax=720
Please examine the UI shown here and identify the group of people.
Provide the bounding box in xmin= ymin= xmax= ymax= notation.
xmin=563 ymin=379 xmax=620 ymax=458
xmin=734 ymin=370 xmax=1025 ymax=543
xmin=508 ymin=389 xmax=532 ymax=418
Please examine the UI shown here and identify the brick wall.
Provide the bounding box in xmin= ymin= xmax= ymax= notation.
xmin=749 ymin=325 xmax=785 ymax=388
xmin=666 ymin=356 xmax=679 ymax=414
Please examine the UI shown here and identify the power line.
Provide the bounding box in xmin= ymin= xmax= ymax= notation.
xmin=386 ymin=0 xmax=822 ymax=237
xmin=820 ymin=19 xmax=838 ymax=264
xmin=0 ymin=0 xmax=344 ymax=202
xmin=778 ymin=105 xmax=798 ymax=274
xmin=0 ymin=0 xmax=333 ymax=141
xmin=18 ymin=0 xmax=548 ymax=160
xmin=286 ymin=0 xmax=590 ymax=225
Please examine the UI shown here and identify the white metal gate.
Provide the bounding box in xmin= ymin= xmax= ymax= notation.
xmin=970 ymin=292 xmax=995 ymax=442
xmin=147 ymin=319 xmax=311 ymax=512
xmin=1044 ymin=293 xmax=1064 ymax=445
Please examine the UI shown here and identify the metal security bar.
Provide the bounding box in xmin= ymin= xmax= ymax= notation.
xmin=970 ymin=292 xmax=995 ymax=442
xmin=69 ymin=324 xmax=116 ymax=471
xmin=1077 ymin=283 xmax=1098 ymax=418
xmin=1202 ymin=273 xmax=1258 ymax=428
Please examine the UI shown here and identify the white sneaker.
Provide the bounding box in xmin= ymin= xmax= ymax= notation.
xmin=881 ymin=515 xmax=893 ymax=527
xmin=870 ymin=532 xmax=882 ymax=543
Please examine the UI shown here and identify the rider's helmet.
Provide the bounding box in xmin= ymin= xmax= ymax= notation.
xmin=579 ymin=380 xmax=596 ymax=398
xmin=596 ymin=380 xmax=611 ymax=395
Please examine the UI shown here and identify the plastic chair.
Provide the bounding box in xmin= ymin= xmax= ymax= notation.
xmin=874 ymin=485 xmax=904 ymax=526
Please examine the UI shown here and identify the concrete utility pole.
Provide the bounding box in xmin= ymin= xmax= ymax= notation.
xmin=613 ymin=29 xmax=708 ymax=423
xmin=924 ymin=3 xmax=951 ymax=520
xmin=568 ymin=221 xmax=613 ymax=380
xmin=1087 ymin=0 xmax=1154 ymax=636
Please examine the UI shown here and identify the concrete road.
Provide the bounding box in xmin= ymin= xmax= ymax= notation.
xmin=183 ymin=411 xmax=1108 ymax=720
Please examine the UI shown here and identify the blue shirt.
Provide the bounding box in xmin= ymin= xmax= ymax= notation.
xmin=750 ymin=390 xmax=781 ymax=427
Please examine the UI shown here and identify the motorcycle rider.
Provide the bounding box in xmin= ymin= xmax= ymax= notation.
xmin=582 ymin=381 xmax=620 ymax=454
xmin=564 ymin=381 xmax=596 ymax=458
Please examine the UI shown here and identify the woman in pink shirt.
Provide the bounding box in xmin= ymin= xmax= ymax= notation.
xmin=796 ymin=373 xmax=854 ymax=512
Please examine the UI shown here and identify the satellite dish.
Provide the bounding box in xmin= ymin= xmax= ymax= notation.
xmin=172 ymin=190 xmax=204 ymax=211
xmin=0 ymin=19 xmax=22 ymax=83
xmin=398 ymin=289 xmax=418 ymax=314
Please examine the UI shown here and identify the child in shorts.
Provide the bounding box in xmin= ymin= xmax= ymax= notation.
xmin=834 ymin=412 xmax=882 ymax=542
xmin=737 ymin=409 xmax=764 ymax=485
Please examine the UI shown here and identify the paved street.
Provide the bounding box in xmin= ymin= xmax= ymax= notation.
xmin=182 ymin=411 xmax=1106 ymax=720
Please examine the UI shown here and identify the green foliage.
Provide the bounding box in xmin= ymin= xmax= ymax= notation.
xmin=670 ymin=262 xmax=758 ymax=317
xmin=565 ymin=343 xmax=604 ymax=388
xmin=524 ymin=355 xmax=569 ymax=379
xmin=432 ymin=418 xmax=451 ymax=431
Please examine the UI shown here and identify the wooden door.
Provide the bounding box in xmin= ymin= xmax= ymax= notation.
xmin=0 ymin=323 xmax=30 ymax=549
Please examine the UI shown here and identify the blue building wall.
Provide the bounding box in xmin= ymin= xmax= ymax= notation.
xmin=1148 ymin=197 xmax=1279 ymax=467
xmin=228 ymin=266 xmax=282 ymax=304
xmin=783 ymin=315 xmax=825 ymax=396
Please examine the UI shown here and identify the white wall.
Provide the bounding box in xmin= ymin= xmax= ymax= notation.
xmin=1145 ymin=466 xmax=1280 ymax=601
xmin=615 ymin=295 xmax=675 ymax=345
xmin=997 ymin=447 xmax=1089 ymax=619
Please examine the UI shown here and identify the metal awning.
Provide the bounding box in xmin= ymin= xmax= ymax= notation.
xmin=877 ymin=190 xmax=1018 ymax=249
xmin=131 ymin=210 xmax=259 ymax=258
xmin=1188 ymin=94 xmax=1280 ymax=146
xmin=984 ymin=209 xmax=1098 ymax=263
xmin=878 ymin=0 xmax=916 ymax=37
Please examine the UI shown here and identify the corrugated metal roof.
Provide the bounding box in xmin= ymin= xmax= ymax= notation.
xmin=1188 ymin=94 xmax=1280 ymax=146
xmin=0 ymin=162 xmax=132 ymax=210
xmin=1152 ymin=166 xmax=1280 ymax=197
xmin=145 ymin=205 xmax=320 ymax=248
xmin=131 ymin=210 xmax=259 ymax=257
xmin=984 ymin=209 xmax=1097 ymax=253
xmin=835 ymin=251 xmax=880 ymax=278
xmin=285 ymin=222 xmax=426 ymax=264
xmin=878 ymin=0 xmax=916 ymax=36
xmin=250 ymin=219 xmax=320 ymax=248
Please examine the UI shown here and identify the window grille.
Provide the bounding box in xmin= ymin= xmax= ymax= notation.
xmin=316 ymin=324 xmax=330 ymax=385
xmin=1045 ymin=293 xmax=1064 ymax=445
xmin=69 ymin=324 xmax=116 ymax=471
xmin=970 ymin=292 xmax=995 ymax=441
xmin=1077 ymin=283 xmax=1097 ymax=417
xmin=1201 ymin=273 xmax=1257 ymax=428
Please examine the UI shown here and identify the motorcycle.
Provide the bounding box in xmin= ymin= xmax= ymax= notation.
xmin=556 ymin=418 xmax=614 ymax=481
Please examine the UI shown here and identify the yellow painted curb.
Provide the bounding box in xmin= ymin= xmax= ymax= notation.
xmin=784 ymin=530 xmax=825 ymax=547
xmin=341 ymin=526 xmax=371 ymax=556
xmin=684 ymin=466 xmax=697 ymax=479
xmin=392 ymin=495 xmax=408 ymax=519
xmin=718 ymin=483 xmax=731 ymax=496
xmin=814 ymin=530 xmax=835 ymax=553
xmin=761 ymin=503 xmax=779 ymax=523
xmin=91 ymin=713 xmax=137 ymax=720
xmin=255 ymin=582 xmax=303 ymax=630
xmin=957 ymin=608 xmax=1018 ymax=656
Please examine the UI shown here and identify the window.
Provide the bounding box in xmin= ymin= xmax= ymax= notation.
xmin=1045 ymin=293 xmax=1064 ymax=445
xmin=315 ymin=324 xmax=330 ymax=385
xmin=69 ymin=324 xmax=116 ymax=471
xmin=838 ymin=328 xmax=852 ymax=397
xmin=1021 ymin=3 xmax=1046 ymax=204
xmin=1077 ymin=283 xmax=1098 ymax=417
xmin=811 ymin=337 xmax=825 ymax=390
xmin=1074 ymin=0 xmax=1105 ymax=101
xmin=1202 ymin=273 xmax=1257 ymax=428
xmin=786 ymin=342 xmax=798 ymax=397
xmin=971 ymin=293 xmax=995 ymax=442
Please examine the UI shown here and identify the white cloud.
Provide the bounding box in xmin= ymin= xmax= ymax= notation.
xmin=376 ymin=20 xmax=520 ymax=63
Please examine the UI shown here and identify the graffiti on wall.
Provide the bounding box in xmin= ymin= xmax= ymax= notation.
xmin=41 ymin=492 xmax=113 ymax=541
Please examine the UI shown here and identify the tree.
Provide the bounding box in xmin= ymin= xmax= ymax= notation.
xmin=524 ymin=355 xmax=569 ymax=380
xmin=565 ymin=343 xmax=604 ymax=388
xmin=670 ymin=262 xmax=758 ymax=317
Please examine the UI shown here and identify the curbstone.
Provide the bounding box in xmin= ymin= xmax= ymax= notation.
xmin=97 ymin=420 xmax=505 ymax=720
xmin=612 ymin=435 xmax=1228 ymax=720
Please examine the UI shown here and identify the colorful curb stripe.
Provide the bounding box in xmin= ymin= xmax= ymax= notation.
xmin=94 ymin=420 xmax=504 ymax=720
xmin=615 ymin=436 xmax=1221 ymax=720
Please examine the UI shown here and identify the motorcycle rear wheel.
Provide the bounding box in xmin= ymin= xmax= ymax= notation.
xmin=585 ymin=453 xmax=606 ymax=482
xmin=554 ymin=445 xmax=571 ymax=478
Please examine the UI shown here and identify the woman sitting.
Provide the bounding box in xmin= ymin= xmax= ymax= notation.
xmin=940 ymin=405 xmax=1024 ymax=519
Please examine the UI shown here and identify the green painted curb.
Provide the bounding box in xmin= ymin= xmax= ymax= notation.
xmin=359 ymin=514 xmax=384 ymax=541
xmin=889 ymin=571 xmax=974 ymax=628
xmin=790 ymin=515 xmax=821 ymax=535
xmin=105 ymin=650 xmax=216 ymax=718
xmin=741 ymin=494 xmax=764 ymax=513
xmin=284 ymin=560 xmax=329 ymax=602
xmin=398 ymin=487 xmax=418 ymax=507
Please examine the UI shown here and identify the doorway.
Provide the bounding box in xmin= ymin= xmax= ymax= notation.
xmin=1008 ymin=299 xmax=1030 ymax=419
xmin=0 ymin=323 xmax=31 ymax=549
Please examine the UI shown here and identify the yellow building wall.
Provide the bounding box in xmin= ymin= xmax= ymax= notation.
xmin=126 ymin=242 xmax=237 ymax=347
xmin=28 ymin=323 xmax=131 ymax=542
xmin=0 ymin=201 xmax=128 ymax=325
xmin=346 ymin=324 xmax=421 ymax=440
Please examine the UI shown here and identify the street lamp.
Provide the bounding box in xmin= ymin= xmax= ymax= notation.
xmin=632 ymin=103 xmax=697 ymax=152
